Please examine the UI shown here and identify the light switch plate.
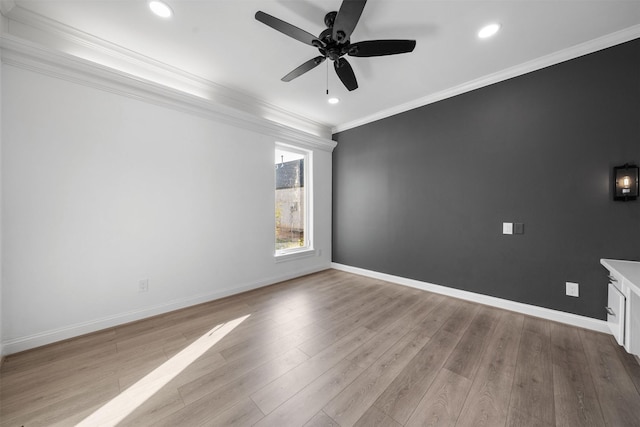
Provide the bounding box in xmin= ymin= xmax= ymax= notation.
xmin=514 ymin=223 xmax=524 ymax=234
xmin=503 ymin=222 xmax=513 ymax=234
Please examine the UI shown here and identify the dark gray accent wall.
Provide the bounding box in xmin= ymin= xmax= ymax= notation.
xmin=332 ymin=38 xmax=640 ymax=320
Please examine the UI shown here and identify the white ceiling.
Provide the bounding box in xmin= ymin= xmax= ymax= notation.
xmin=6 ymin=0 xmax=640 ymax=133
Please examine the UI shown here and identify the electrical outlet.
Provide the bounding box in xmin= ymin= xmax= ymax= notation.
xmin=566 ymin=281 xmax=579 ymax=297
xmin=139 ymin=279 xmax=149 ymax=293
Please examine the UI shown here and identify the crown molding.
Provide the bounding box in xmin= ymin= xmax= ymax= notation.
xmin=333 ymin=24 xmax=640 ymax=134
xmin=2 ymin=4 xmax=332 ymax=140
xmin=1 ymin=34 xmax=336 ymax=152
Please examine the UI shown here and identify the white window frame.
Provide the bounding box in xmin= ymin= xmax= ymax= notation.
xmin=274 ymin=142 xmax=314 ymax=262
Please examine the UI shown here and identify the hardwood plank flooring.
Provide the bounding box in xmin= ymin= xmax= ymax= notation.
xmin=550 ymin=322 xmax=605 ymax=427
xmin=508 ymin=317 xmax=554 ymax=426
xmin=579 ymin=328 xmax=640 ymax=426
xmin=454 ymin=311 xmax=523 ymax=427
xmin=2 ymin=269 xmax=640 ymax=426
xmin=405 ymin=368 xmax=472 ymax=427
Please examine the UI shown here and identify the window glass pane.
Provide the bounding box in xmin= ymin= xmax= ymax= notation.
xmin=275 ymin=148 xmax=305 ymax=251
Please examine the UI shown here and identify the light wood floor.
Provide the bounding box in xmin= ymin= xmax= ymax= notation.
xmin=2 ymin=269 xmax=640 ymax=426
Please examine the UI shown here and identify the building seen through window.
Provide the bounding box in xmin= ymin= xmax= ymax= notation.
xmin=275 ymin=147 xmax=307 ymax=252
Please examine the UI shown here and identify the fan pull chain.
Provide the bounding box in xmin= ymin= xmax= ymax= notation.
xmin=326 ymin=60 xmax=329 ymax=95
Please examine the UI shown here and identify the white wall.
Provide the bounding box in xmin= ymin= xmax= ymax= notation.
xmin=1 ymin=63 xmax=333 ymax=354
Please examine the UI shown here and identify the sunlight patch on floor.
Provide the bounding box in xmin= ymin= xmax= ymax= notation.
xmin=76 ymin=314 xmax=250 ymax=426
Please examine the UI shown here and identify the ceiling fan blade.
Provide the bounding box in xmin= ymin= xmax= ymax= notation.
xmin=348 ymin=40 xmax=416 ymax=57
xmin=332 ymin=0 xmax=367 ymax=44
xmin=282 ymin=56 xmax=326 ymax=82
xmin=255 ymin=11 xmax=324 ymax=47
xmin=334 ymin=58 xmax=358 ymax=91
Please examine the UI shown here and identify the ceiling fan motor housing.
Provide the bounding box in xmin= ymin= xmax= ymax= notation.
xmin=318 ymin=42 xmax=347 ymax=60
xmin=318 ymin=16 xmax=352 ymax=62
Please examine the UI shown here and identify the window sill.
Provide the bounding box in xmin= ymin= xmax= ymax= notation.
xmin=274 ymin=248 xmax=316 ymax=263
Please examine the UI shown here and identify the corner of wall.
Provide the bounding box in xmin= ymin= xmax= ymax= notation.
xmin=0 ymin=1 xmax=16 ymax=18
xmin=0 ymin=11 xmax=4 ymax=359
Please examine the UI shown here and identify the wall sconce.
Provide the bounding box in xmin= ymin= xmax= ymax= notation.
xmin=613 ymin=163 xmax=639 ymax=201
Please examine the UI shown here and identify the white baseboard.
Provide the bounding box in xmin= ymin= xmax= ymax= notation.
xmin=2 ymin=264 xmax=330 ymax=355
xmin=331 ymin=263 xmax=609 ymax=334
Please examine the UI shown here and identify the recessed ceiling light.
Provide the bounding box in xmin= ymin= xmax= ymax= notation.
xmin=149 ymin=1 xmax=173 ymax=19
xmin=328 ymin=97 xmax=340 ymax=105
xmin=478 ymin=23 xmax=501 ymax=39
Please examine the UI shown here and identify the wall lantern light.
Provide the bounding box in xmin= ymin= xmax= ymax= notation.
xmin=613 ymin=163 xmax=639 ymax=201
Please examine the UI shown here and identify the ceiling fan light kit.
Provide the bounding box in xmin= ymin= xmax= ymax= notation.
xmin=255 ymin=0 xmax=416 ymax=92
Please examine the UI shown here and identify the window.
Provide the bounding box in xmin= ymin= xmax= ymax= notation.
xmin=275 ymin=144 xmax=312 ymax=256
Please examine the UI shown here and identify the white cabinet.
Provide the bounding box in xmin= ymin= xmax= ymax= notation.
xmin=630 ymin=291 xmax=640 ymax=356
xmin=607 ymin=281 xmax=625 ymax=345
xmin=602 ymin=259 xmax=640 ymax=356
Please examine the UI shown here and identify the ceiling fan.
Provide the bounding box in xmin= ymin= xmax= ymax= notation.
xmin=255 ymin=0 xmax=416 ymax=91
